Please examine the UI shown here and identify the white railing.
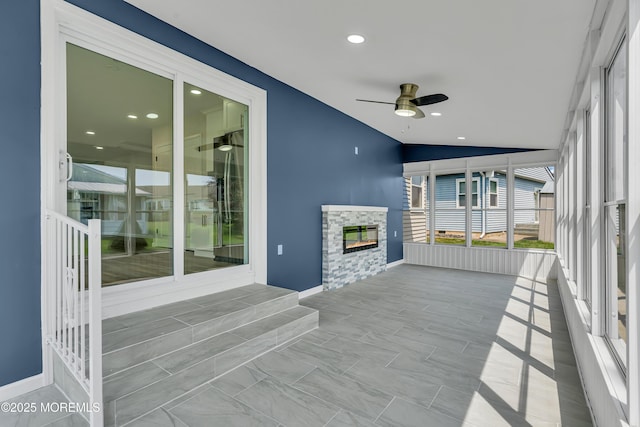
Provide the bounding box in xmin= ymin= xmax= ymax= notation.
xmin=45 ymin=210 xmax=103 ymax=427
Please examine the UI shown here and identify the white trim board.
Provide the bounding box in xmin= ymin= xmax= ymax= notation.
xmin=299 ymin=260 xmax=405 ymax=299
xmin=403 ymin=149 xmax=558 ymax=176
xmin=387 ymin=259 xmax=405 ymax=269
xmin=298 ymin=285 xmax=323 ymax=299
xmin=0 ymin=374 xmax=46 ymax=402
xmin=321 ymin=205 xmax=388 ymax=212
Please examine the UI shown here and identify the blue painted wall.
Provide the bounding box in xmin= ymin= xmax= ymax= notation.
xmin=403 ymin=144 xmax=532 ymax=163
xmin=0 ymin=0 xmax=43 ymax=389
xmin=0 ymin=0 xmax=403 ymax=387
xmin=63 ymin=0 xmax=404 ymax=291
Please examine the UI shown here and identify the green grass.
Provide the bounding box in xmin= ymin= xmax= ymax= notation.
xmin=514 ymin=239 xmax=554 ymax=249
xmin=97 ymin=219 xmax=245 ymax=255
xmin=434 ymin=237 xmax=554 ymax=250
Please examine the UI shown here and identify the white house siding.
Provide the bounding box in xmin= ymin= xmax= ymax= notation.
xmin=402 ymin=177 xmax=428 ymax=242
xmin=516 ymin=166 xmax=553 ymax=182
xmin=514 ymin=177 xmax=544 ymax=225
xmin=404 ymin=171 xmax=551 ymax=235
xmin=403 ymin=211 xmax=428 ymax=242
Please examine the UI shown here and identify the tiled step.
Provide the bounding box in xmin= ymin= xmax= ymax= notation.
xmin=103 ymin=305 xmax=318 ymax=426
xmin=102 ymin=284 xmax=298 ymax=376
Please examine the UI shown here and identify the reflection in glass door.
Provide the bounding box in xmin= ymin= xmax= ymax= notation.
xmin=184 ymin=83 xmax=248 ymax=274
xmin=66 ymin=43 xmax=173 ymax=286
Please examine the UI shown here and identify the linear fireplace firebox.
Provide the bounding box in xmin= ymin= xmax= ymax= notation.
xmin=343 ymin=225 xmax=379 ymax=254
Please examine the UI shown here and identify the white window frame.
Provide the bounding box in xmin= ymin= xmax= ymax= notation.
xmin=603 ymin=33 xmax=628 ymax=370
xmin=41 ymin=0 xmax=268 ymax=319
xmin=456 ymin=177 xmax=480 ymax=209
xmin=410 ymin=175 xmax=424 ymax=210
xmin=488 ymin=178 xmax=499 ymax=208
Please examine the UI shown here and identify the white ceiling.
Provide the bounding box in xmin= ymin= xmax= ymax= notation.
xmin=125 ymin=0 xmax=596 ymax=150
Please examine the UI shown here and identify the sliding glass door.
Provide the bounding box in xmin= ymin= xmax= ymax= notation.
xmin=66 ymin=43 xmax=249 ymax=287
xmin=183 ymin=83 xmax=248 ymax=274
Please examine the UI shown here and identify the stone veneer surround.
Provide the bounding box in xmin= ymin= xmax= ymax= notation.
xmin=322 ymin=205 xmax=388 ymax=290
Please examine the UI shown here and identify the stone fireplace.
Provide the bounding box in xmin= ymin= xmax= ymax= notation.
xmin=322 ymin=205 xmax=387 ymax=290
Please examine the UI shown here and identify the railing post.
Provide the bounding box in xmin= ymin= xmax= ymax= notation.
xmin=87 ymin=219 xmax=103 ymax=427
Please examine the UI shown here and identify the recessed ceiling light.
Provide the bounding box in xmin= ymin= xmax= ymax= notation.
xmin=430 ymin=112 xmax=442 ymax=117
xmin=85 ymin=130 xmax=95 ymax=135
xmin=457 ymin=136 xmax=466 ymax=140
xmin=95 ymin=146 xmax=104 ymax=150
xmin=146 ymin=113 xmax=159 ymax=119
xmin=190 ymin=89 xmax=202 ymax=95
xmin=347 ymin=34 xmax=365 ymax=44
xmin=127 ymin=114 xmax=138 ymax=119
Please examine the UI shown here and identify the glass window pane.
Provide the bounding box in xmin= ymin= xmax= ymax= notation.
xmin=436 ymin=174 xmax=465 ymax=245
xmin=411 ymin=186 xmax=422 ymax=208
xmin=403 ymin=176 xmax=429 ymax=243
xmin=184 ymin=83 xmax=248 ymax=274
xmin=615 ymin=204 xmax=627 ymax=343
xmin=513 ymin=167 xmax=555 ymax=249
xmin=604 ymin=37 xmax=627 ymax=362
xmin=66 ymin=43 xmax=173 ymax=286
xmin=472 ymin=172 xmax=506 ymax=247
xmin=472 ymin=208 xmax=507 ymax=247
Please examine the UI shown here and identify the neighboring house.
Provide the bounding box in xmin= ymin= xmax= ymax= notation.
xmin=403 ymin=167 xmax=554 ymax=241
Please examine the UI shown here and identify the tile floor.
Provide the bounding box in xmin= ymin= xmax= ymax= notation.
xmin=1 ymin=264 xmax=592 ymax=426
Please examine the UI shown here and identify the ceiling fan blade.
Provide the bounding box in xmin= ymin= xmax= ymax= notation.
xmin=412 ymin=108 xmax=425 ymax=119
xmin=411 ymin=93 xmax=449 ymax=106
xmin=356 ymin=99 xmax=396 ymax=105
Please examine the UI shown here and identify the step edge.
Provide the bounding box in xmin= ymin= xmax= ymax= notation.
xmin=106 ymin=309 xmax=319 ymax=409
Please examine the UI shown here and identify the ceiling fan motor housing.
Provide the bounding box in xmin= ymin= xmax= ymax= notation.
xmin=395 ymin=83 xmax=419 ymax=114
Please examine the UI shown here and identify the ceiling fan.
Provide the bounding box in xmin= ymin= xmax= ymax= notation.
xmin=356 ymin=83 xmax=448 ymax=118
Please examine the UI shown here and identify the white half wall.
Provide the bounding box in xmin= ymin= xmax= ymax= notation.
xmin=557 ymin=262 xmax=629 ymax=427
xmin=404 ymin=243 xmax=557 ymax=282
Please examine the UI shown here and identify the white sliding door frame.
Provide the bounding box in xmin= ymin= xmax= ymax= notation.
xmin=41 ymin=0 xmax=268 ymax=320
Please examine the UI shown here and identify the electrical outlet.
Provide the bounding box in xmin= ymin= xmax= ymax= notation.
xmin=394 ymin=230 xmax=397 ymax=237
xmin=355 ymin=146 xmax=359 ymax=155
xmin=277 ymin=244 xmax=283 ymax=255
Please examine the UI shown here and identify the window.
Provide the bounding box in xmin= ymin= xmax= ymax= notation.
xmin=403 ymin=176 xmax=429 ymax=243
xmin=489 ymin=178 xmax=499 ymax=207
xmin=456 ymin=177 xmax=480 ymax=208
xmin=436 ymin=174 xmax=466 ymax=245
xmin=472 ymin=172 xmax=506 ymax=248
xmin=410 ymin=176 xmax=423 ymax=209
xmin=604 ymin=36 xmax=627 ymax=366
xmin=513 ymin=166 xmax=555 ymax=249
xmin=584 ymin=109 xmax=592 ymax=307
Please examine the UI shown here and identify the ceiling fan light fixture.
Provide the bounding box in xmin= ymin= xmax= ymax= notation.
xmin=395 ymin=108 xmax=416 ymax=117
xmin=213 ymin=135 xmax=234 ymax=151
xmin=395 ymin=98 xmax=417 ymax=117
